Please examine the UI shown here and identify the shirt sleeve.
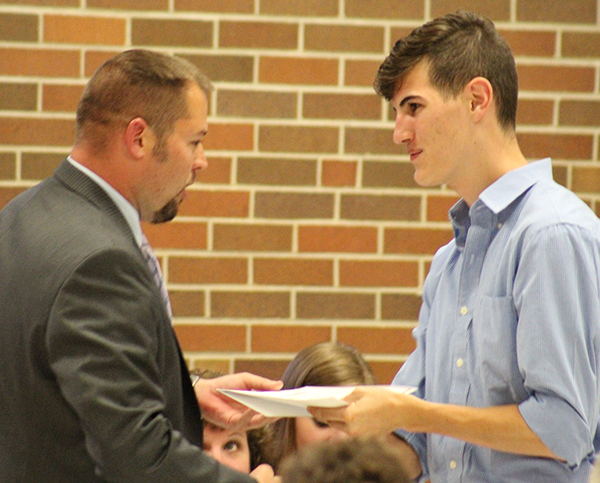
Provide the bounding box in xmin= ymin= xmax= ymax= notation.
xmin=391 ymin=244 xmax=453 ymax=481
xmin=47 ymin=248 xmax=255 ymax=483
xmin=515 ymin=222 xmax=600 ymax=466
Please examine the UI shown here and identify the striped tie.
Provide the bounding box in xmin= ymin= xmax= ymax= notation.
xmin=140 ymin=234 xmax=173 ymax=319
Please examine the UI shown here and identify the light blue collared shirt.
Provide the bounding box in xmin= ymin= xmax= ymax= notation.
xmin=393 ymin=159 xmax=600 ymax=483
xmin=67 ymin=156 xmax=142 ymax=246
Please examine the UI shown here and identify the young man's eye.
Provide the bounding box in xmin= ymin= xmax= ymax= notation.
xmin=313 ymin=419 xmax=329 ymax=428
xmin=409 ymin=102 xmax=420 ymax=113
xmin=224 ymin=441 xmax=241 ymax=452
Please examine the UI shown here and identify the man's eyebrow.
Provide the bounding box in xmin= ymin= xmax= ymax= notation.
xmin=399 ymin=95 xmax=419 ymax=108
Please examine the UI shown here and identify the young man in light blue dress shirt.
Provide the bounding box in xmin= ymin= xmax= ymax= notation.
xmin=310 ymin=11 xmax=600 ymax=483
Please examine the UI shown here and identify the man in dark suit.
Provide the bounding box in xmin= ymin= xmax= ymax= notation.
xmin=0 ymin=49 xmax=281 ymax=483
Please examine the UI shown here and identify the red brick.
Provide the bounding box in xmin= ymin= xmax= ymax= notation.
xmin=0 ymin=48 xmax=79 ymax=77
xmin=346 ymin=0 xmax=424 ymax=19
xmin=339 ymin=260 xmax=419 ymax=287
xmin=381 ymin=293 xmax=422 ymax=321
xmin=211 ymin=291 xmax=290 ymax=318
xmin=220 ymin=21 xmax=298 ymax=49
xmin=562 ymin=32 xmax=600 ymax=58
xmin=517 ymin=99 xmax=554 ymax=126
xmin=385 ymin=228 xmax=453 ymax=255
xmin=175 ymin=0 xmax=253 ymax=12
xmin=517 ymin=0 xmax=597 ymax=24
xmin=180 ymin=54 xmax=254 ymax=83
xmin=259 ymin=57 xmax=338 ymax=85
xmin=170 ymin=290 xmax=205 ymax=317
xmin=42 ymin=84 xmax=85 ymax=112
xmin=297 ymin=292 xmax=375 ymax=319
xmin=368 ymin=361 xmax=403 ymax=385
xmin=178 ymin=190 xmax=249 ymax=218
xmin=517 ymin=133 xmax=593 ymax=161
xmin=174 ymin=324 xmax=247 ymax=352
xmin=197 ymin=157 xmax=231 ymax=184
xmin=337 ymin=326 xmax=416 ymax=355
xmin=0 ymin=118 xmax=74 ymax=146
xmin=84 ymin=50 xmax=122 ymax=77
xmin=571 ymin=166 xmax=600 ymax=194
xmin=431 ymin=0 xmax=509 ymax=20
xmin=88 ymin=0 xmax=167 ymax=9
xmin=255 ymin=192 xmax=334 ymax=219
xmin=44 ymin=15 xmax=125 ymax=45
xmin=237 ymin=158 xmax=317 ymax=185
xmin=169 ymin=257 xmax=247 ymax=284
xmin=251 ymin=325 xmax=331 ymax=352
xmin=390 ymin=28 xmax=415 ymax=46
xmin=0 ymin=187 xmax=27 ymax=210
xmin=213 ymin=224 xmax=293 ymax=252
xmin=299 ymin=226 xmax=378 ymax=253
xmin=259 ymin=125 xmax=339 ymax=154
xmin=345 ymin=60 xmax=381 ymax=87
xmin=0 ymin=13 xmax=38 ymax=42
xmin=559 ymin=100 xmax=600 ymax=127
xmin=21 ymin=152 xmax=66 ymax=180
xmin=254 ymin=258 xmax=334 ymax=286
xmin=260 ymin=0 xmax=338 ymax=16
xmin=132 ymin=18 xmax=212 ymax=47
xmin=346 ymin=127 xmax=398 ymax=155
xmin=499 ymin=29 xmax=556 ymax=57
xmin=234 ymin=359 xmax=291 ymax=381
xmin=217 ymin=90 xmax=297 ymax=119
xmin=142 ymin=221 xmax=207 ymax=249
xmin=3 ymin=0 xmax=78 ymax=5
xmin=427 ymin=195 xmax=460 ymax=222
xmin=203 ymin=123 xmax=254 ymax=151
xmin=341 ymin=194 xmax=421 ymax=221
xmin=0 ymin=153 xmax=16 ymax=180
xmin=188 ymin=359 xmax=230 ymax=375
xmin=362 ymin=161 xmax=419 ymax=188
xmin=304 ymin=24 xmax=384 ymax=53
xmin=303 ymin=93 xmax=381 ymax=120
xmin=0 ymin=83 xmax=37 ymax=111
xmin=518 ymin=65 xmax=595 ymax=92
xmin=322 ymin=160 xmax=357 ymax=187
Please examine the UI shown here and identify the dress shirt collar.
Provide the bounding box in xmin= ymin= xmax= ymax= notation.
xmin=67 ymin=156 xmax=143 ymax=246
xmin=449 ymin=158 xmax=552 ymax=248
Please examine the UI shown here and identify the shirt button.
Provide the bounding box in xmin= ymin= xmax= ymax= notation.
xmin=456 ymin=358 xmax=463 ymax=367
xmin=497 ymin=222 xmax=503 ymax=229
xmin=460 ymin=306 xmax=468 ymax=315
xmin=450 ymin=460 xmax=457 ymax=469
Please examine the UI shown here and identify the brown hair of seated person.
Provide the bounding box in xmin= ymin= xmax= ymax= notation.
xmin=279 ymin=437 xmax=411 ymax=483
xmin=261 ymin=342 xmax=376 ymax=472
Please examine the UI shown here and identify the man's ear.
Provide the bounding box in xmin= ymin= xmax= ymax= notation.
xmin=125 ymin=117 xmax=154 ymax=159
xmin=466 ymin=77 xmax=493 ymax=123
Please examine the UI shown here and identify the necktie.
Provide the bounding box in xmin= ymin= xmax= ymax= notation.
xmin=140 ymin=234 xmax=173 ymax=319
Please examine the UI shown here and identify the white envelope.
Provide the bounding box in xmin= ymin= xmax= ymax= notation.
xmin=218 ymin=385 xmax=416 ymax=418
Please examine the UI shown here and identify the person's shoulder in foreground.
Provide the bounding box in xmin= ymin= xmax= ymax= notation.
xmin=279 ymin=437 xmax=412 ymax=483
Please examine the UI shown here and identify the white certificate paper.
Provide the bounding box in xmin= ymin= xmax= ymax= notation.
xmin=218 ymin=385 xmax=417 ymax=417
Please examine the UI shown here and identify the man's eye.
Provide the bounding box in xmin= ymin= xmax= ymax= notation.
xmin=409 ymin=103 xmax=420 ymax=113
xmin=224 ymin=441 xmax=241 ymax=452
xmin=313 ymin=419 xmax=329 ymax=428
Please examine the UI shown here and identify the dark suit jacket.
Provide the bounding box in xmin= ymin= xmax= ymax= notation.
xmin=0 ymin=160 xmax=255 ymax=483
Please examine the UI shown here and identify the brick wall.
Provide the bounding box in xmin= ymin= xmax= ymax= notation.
xmin=1 ymin=0 xmax=598 ymax=384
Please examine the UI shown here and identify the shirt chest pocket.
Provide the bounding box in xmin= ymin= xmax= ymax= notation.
xmin=471 ymin=295 xmax=528 ymax=405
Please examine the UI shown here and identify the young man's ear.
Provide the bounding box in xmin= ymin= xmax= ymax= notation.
xmin=125 ymin=117 xmax=154 ymax=159
xmin=466 ymin=77 xmax=493 ymax=123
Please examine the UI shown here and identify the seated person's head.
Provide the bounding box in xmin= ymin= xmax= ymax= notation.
xmin=194 ymin=369 xmax=267 ymax=473
xmin=279 ymin=437 xmax=411 ymax=483
xmin=262 ymin=342 xmax=375 ymax=470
